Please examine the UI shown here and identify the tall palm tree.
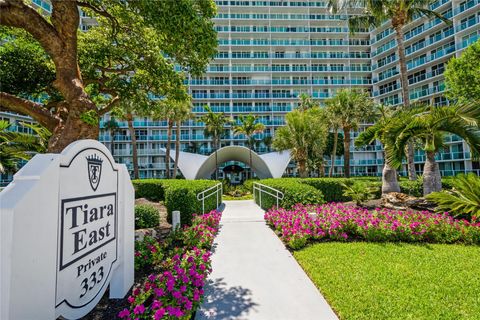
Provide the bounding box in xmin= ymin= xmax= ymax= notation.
xmin=273 ymin=107 xmax=328 ymax=177
xmin=233 ymin=114 xmax=266 ymax=179
xmin=151 ymin=100 xmax=177 ymax=179
xmin=103 ymin=117 xmax=119 ymax=156
xmin=355 ymin=105 xmax=401 ymax=194
xmin=385 ymin=102 xmax=480 ymax=195
xmin=325 ymin=89 xmax=376 ymax=177
xmin=172 ymin=101 xmax=192 ymax=178
xmin=329 ymin=0 xmax=451 ymax=180
xmin=325 ymin=98 xmax=343 ymax=177
xmin=199 ymin=105 xmax=231 ymax=179
xmin=0 ymin=120 xmax=49 ymax=174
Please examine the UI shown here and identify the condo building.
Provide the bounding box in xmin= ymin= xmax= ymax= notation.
xmin=1 ymin=0 xmax=479 ymax=184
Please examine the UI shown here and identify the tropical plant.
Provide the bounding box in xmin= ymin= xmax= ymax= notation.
xmin=325 ymin=99 xmax=343 ymax=177
xmin=199 ymin=106 xmax=231 ymax=179
xmin=385 ymin=102 xmax=480 ymax=195
xmin=273 ymin=107 xmax=328 ymax=177
xmin=0 ymin=120 xmax=49 ymax=174
xmin=233 ymin=114 xmax=266 ymax=178
xmin=355 ymin=105 xmax=401 ymax=194
xmin=329 ymin=0 xmax=451 ymax=181
xmin=172 ymin=100 xmax=192 ymax=178
xmin=325 ymin=88 xmax=376 ymax=178
xmin=427 ymin=173 xmax=480 ymax=221
xmin=341 ymin=181 xmax=377 ymax=206
xmin=103 ymin=117 xmax=120 ymax=156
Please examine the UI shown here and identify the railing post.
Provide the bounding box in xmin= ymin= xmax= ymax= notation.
xmin=259 ymin=186 xmax=262 ymax=208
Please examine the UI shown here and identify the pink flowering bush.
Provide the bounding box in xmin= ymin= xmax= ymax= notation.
xmin=123 ymin=209 xmax=222 ymax=319
xmin=265 ymin=203 xmax=480 ymax=249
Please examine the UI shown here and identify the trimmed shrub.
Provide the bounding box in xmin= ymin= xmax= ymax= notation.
xmin=132 ymin=179 xmax=165 ymax=201
xmin=255 ymin=178 xmax=324 ymax=210
xmin=163 ymin=180 xmax=220 ymax=226
xmin=135 ymin=204 xmax=160 ymax=229
xmin=302 ymin=178 xmax=352 ymax=202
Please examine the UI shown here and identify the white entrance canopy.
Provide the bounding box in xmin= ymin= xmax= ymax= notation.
xmin=165 ymin=146 xmax=291 ymax=179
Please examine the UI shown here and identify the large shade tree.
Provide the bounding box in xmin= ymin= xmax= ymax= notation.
xmin=329 ymin=0 xmax=451 ymax=180
xmin=385 ymin=103 xmax=480 ymax=195
xmin=0 ymin=0 xmax=217 ymax=152
xmin=233 ymin=114 xmax=266 ymax=179
xmin=325 ymin=88 xmax=376 ymax=178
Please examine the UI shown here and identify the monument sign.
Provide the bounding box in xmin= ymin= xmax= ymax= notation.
xmin=1 ymin=140 xmax=134 ymax=319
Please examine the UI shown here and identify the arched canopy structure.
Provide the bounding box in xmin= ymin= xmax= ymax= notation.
xmin=165 ymin=146 xmax=291 ymax=180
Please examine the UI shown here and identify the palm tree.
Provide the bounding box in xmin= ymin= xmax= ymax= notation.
xmin=385 ymin=102 xmax=480 ymax=195
xmin=151 ymin=100 xmax=177 ymax=179
xmin=262 ymin=135 xmax=273 ymax=152
xmin=355 ymin=105 xmax=401 ymax=194
xmin=325 ymin=89 xmax=376 ymax=178
xmin=233 ymin=114 xmax=266 ymax=179
xmin=325 ymin=99 xmax=343 ymax=177
xmin=273 ymin=107 xmax=328 ymax=178
xmin=103 ymin=117 xmax=119 ymax=156
xmin=172 ymin=101 xmax=192 ymax=178
xmin=328 ymin=0 xmax=451 ymax=180
xmin=199 ymin=105 xmax=231 ymax=179
xmin=0 ymin=120 xmax=49 ymax=174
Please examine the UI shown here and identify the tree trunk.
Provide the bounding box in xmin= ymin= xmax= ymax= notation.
xmin=343 ymin=127 xmax=351 ymax=178
xmin=165 ymin=119 xmax=173 ymax=179
xmin=382 ymin=161 xmax=401 ymax=194
xmin=173 ymin=122 xmax=181 ymax=178
xmin=110 ymin=128 xmax=115 ymax=156
xmin=298 ymin=159 xmax=308 ymax=178
xmin=329 ymin=128 xmax=338 ymax=177
xmin=126 ymin=113 xmax=139 ymax=179
xmin=394 ymin=24 xmax=417 ymax=181
xmin=214 ymin=140 xmax=218 ymax=180
xmin=423 ymin=151 xmax=442 ymax=196
xmin=319 ymin=161 xmax=325 ymax=177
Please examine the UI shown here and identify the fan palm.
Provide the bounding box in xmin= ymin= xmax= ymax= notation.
xmin=324 ymin=88 xmax=376 ymax=177
xmin=199 ymin=106 xmax=231 ymax=179
xmin=355 ymin=105 xmax=401 ymax=194
xmin=273 ymin=108 xmax=328 ymax=178
xmin=328 ymin=0 xmax=451 ymax=180
xmin=233 ymin=114 xmax=266 ymax=179
xmin=103 ymin=117 xmax=119 ymax=156
xmin=385 ymin=102 xmax=480 ymax=195
xmin=0 ymin=120 xmax=49 ymax=174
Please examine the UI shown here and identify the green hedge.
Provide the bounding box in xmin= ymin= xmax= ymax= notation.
xmin=135 ymin=204 xmax=160 ymax=229
xmin=132 ymin=179 xmax=165 ymax=201
xmin=163 ymin=180 xmax=220 ymax=226
xmin=254 ymin=178 xmax=325 ymax=210
xmin=302 ymin=178 xmax=355 ymax=202
xmin=132 ymin=179 xmax=221 ymax=226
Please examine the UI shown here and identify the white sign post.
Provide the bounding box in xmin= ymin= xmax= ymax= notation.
xmin=1 ymin=139 xmax=134 ymax=319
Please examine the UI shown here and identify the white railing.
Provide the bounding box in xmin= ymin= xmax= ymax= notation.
xmin=197 ymin=183 xmax=223 ymax=214
xmin=253 ymin=182 xmax=284 ymax=209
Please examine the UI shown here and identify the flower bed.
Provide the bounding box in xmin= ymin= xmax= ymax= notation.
xmin=264 ymin=203 xmax=480 ymax=250
xmin=119 ymin=210 xmax=222 ymax=319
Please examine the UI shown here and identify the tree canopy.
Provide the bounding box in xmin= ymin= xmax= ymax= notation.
xmin=445 ymin=39 xmax=480 ymax=102
xmin=0 ymin=0 xmax=217 ymax=152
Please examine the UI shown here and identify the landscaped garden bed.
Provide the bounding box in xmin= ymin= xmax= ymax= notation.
xmin=85 ymin=209 xmax=222 ymax=319
xmin=265 ymin=203 xmax=480 ymax=249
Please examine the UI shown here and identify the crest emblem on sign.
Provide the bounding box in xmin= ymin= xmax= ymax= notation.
xmin=86 ymin=154 xmax=103 ymax=191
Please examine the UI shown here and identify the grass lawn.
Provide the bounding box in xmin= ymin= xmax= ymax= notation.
xmin=294 ymin=242 xmax=480 ymax=320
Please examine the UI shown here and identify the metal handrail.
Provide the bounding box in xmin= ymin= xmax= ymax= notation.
xmin=197 ymin=183 xmax=223 ymax=214
xmin=253 ymin=182 xmax=284 ymax=209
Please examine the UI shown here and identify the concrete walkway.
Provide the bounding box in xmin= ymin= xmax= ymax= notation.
xmin=196 ymin=200 xmax=338 ymax=320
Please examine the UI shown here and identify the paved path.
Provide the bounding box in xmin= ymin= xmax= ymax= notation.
xmin=196 ymin=200 xmax=338 ymax=320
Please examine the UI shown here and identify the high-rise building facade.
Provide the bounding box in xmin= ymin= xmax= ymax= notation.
xmin=1 ymin=0 xmax=479 ymax=184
